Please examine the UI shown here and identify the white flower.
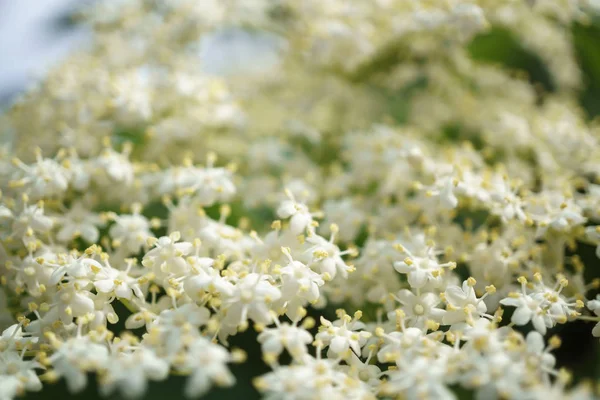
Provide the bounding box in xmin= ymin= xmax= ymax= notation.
xmin=148 ymin=303 xmax=212 ymax=356
xmin=148 ymin=303 xmax=212 ymax=357
xmin=10 ymin=203 xmax=54 ymax=247
xmin=93 ymin=146 xmax=135 ymax=187
xmin=178 ymin=337 xmax=234 ymax=398
xmin=49 ymin=336 xmax=109 ymax=393
xmin=198 ymin=219 xmax=251 ymax=259
xmin=154 ymin=303 xmax=211 ymax=329
xmin=154 ymin=167 xmax=202 ymax=197
xmin=63 ymin=154 xmax=91 ymax=191
xmin=48 ymin=253 xmax=102 ymax=285
xmin=91 ymin=293 xmax=120 ymax=326
xmin=527 ymin=192 xmax=587 ymax=237
xmin=49 ymin=283 xmax=96 ymax=325
xmin=100 ymin=345 xmax=169 ymax=399
xmin=141 ymin=232 xmax=193 ymax=279
xmin=339 ymin=352 xmax=382 ymax=388
xmin=389 ymin=289 xmax=445 ymax=329
xmin=164 ymin=195 xmax=210 ymax=240
xmin=452 ymin=4 xmax=487 ymax=37
xmin=500 ymin=276 xmax=576 ymax=335
xmin=305 ymin=233 xmax=355 ymax=280
xmin=442 ymin=279 xmax=489 ymax=327
xmin=124 ymin=295 xmax=173 ymax=330
xmin=255 ymin=363 xmax=320 ymax=400
xmin=183 ymin=256 xmax=234 ymax=300
xmin=383 ymin=357 xmax=455 ymax=399
xmin=93 ymin=263 xmax=143 ymax=300
xmin=486 ymin=174 xmax=527 ymax=222
xmin=10 ymin=155 xmax=69 ymax=200
xmin=14 ymin=253 xmax=56 ymax=297
xmin=377 ymin=327 xmax=430 ymax=365
xmin=499 ymin=279 xmax=551 ymax=335
xmin=523 ymin=331 xmax=556 ymax=377
xmin=154 ymin=165 xmax=236 ymax=206
xmin=587 ymin=296 xmax=600 ymax=337
xmin=419 ymin=173 xmax=459 ymax=209
xmin=110 ymin=68 xmax=153 ymax=123
xmin=55 ymin=201 xmax=103 ymax=243
xmin=393 ymin=235 xmax=456 ymax=289
xmin=258 ymin=317 xmax=313 ymax=358
xmin=461 ymin=318 xmax=505 ymax=353
xmin=277 ymin=191 xmax=315 ymax=235
xmin=585 ymin=226 xmax=600 ymax=259
xmin=0 ymin=349 xmax=42 ymax=399
xmin=321 ymin=199 xmax=366 ymax=242
xmin=279 ymin=247 xmax=324 ymax=316
xmin=222 ymin=273 xmax=281 ymax=328
xmin=315 ymin=313 xmax=371 ymax=356
xmin=502 ymin=291 xmax=549 ymax=334
xmin=193 ymin=167 xmax=236 ymax=206
xmin=108 ymin=211 xmax=152 ymax=255
xmin=0 ymin=324 xmax=39 ymax=349
xmin=255 ymin=355 xmax=372 ymax=400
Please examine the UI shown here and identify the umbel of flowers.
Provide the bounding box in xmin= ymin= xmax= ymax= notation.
xmin=1 ymin=1 xmax=600 ymax=399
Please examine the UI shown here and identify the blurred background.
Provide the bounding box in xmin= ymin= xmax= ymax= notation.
xmin=0 ymin=0 xmax=91 ymax=106
xmin=0 ymin=0 xmax=283 ymax=108
xmin=3 ymin=1 xmax=600 ymax=399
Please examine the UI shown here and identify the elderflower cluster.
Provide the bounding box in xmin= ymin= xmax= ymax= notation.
xmin=1 ymin=1 xmax=600 ymax=399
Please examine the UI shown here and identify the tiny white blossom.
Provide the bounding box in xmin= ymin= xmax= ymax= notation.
xmin=10 ymin=155 xmax=69 ymax=200
xmin=442 ymin=279 xmax=489 ymax=328
xmin=109 ymin=211 xmax=152 ymax=254
xmin=141 ymin=232 xmax=193 ymax=279
xmin=178 ymin=337 xmax=235 ymax=398
xmin=48 ymin=336 xmax=109 ymax=393
xmin=257 ymin=317 xmax=313 ymax=358
xmin=393 ymin=235 xmax=456 ymax=289
xmin=100 ymin=343 xmax=169 ymax=399
xmin=55 ymin=201 xmax=103 ymax=243
xmin=389 ymin=289 xmax=445 ymax=329
xmin=277 ymin=190 xmax=315 ymax=235
xmin=315 ymin=313 xmax=371 ymax=356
